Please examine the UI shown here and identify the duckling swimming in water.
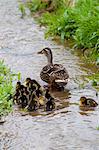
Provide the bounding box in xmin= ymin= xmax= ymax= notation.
xmin=13 ymin=81 xmax=22 ymax=104
xmin=45 ymin=89 xmax=55 ymax=111
xmin=26 ymin=92 xmax=38 ymax=111
xmin=13 ymin=81 xmax=29 ymax=107
xmin=25 ymin=78 xmax=42 ymax=92
xmin=46 ymin=97 xmax=55 ymax=111
xmin=79 ymin=96 xmax=98 ymax=107
xmin=25 ymin=77 xmax=44 ymax=98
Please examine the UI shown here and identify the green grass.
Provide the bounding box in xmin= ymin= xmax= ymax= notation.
xmin=0 ymin=60 xmax=18 ymax=116
xmin=96 ymin=126 xmax=99 ymax=130
xmin=27 ymin=0 xmax=99 ymax=62
xmin=87 ymin=73 xmax=99 ymax=87
xmin=27 ymin=0 xmax=48 ymax=12
xmin=27 ymin=0 xmax=65 ymax=12
xmin=19 ymin=3 xmax=26 ymax=18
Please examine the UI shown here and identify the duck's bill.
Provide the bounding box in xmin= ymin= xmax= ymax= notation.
xmin=37 ymin=50 xmax=43 ymax=54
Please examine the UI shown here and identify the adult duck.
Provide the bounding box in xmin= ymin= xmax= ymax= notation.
xmin=38 ymin=47 xmax=69 ymax=89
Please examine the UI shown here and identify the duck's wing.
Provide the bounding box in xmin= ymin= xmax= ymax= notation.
xmin=49 ymin=66 xmax=69 ymax=85
xmin=40 ymin=65 xmax=54 ymax=83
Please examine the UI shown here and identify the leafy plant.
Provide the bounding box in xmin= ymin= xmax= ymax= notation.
xmin=96 ymin=126 xmax=99 ymax=130
xmin=19 ymin=3 xmax=26 ymax=18
xmin=87 ymin=73 xmax=99 ymax=87
xmin=27 ymin=0 xmax=99 ymax=63
xmin=73 ymin=0 xmax=99 ymax=49
xmin=0 ymin=60 xmax=18 ymax=116
xmin=27 ymin=0 xmax=48 ymax=12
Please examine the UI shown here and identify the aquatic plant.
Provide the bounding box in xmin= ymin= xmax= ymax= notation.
xmin=0 ymin=60 xmax=19 ymax=116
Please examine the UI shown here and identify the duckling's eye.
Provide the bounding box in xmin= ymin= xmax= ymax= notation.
xmin=87 ymin=100 xmax=90 ymax=104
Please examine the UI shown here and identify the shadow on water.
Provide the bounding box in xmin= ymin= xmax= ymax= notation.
xmin=0 ymin=0 xmax=99 ymax=149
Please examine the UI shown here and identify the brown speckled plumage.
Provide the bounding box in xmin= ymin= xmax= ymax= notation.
xmin=38 ymin=47 xmax=69 ymax=88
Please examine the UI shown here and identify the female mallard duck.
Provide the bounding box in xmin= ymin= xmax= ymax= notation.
xmin=79 ymin=96 xmax=98 ymax=107
xmin=38 ymin=47 xmax=69 ymax=89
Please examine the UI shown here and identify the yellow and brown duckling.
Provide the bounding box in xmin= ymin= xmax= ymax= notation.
xmin=45 ymin=89 xmax=55 ymax=111
xmin=13 ymin=81 xmax=29 ymax=107
xmin=26 ymin=92 xmax=38 ymax=111
xmin=79 ymin=96 xmax=98 ymax=107
xmin=25 ymin=78 xmax=35 ymax=92
xmin=13 ymin=81 xmax=22 ymax=104
xmin=25 ymin=78 xmax=43 ymax=92
xmin=25 ymin=77 xmax=43 ymax=100
xmin=19 ymin=93 xmax=28 ymax=108
xmin=38 ymin=47 xmax=69 ymax=90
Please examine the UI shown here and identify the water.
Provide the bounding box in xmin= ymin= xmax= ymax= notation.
xmin=0 ymin=0 xmax=99 ymax=149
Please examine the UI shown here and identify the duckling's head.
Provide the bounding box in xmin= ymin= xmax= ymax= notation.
xmin=25 ymin=77 xmax=32 ymax=86
xmin=38 ymin=47 xmax=53 ymax=64
xmin=16 ymin=81 xmax=21 ymax=89
xmin=25 ymin=77 xmax=31 ymax=83
xmin=79 ymin=96 xmax=86 ymax=106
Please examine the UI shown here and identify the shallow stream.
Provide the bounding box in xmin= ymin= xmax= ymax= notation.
xmin=0 ymin=0 xmax=99 ymax=149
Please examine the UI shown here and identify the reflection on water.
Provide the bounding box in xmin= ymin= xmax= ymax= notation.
xmin=0 ymin=0 xmax=99 ymax=149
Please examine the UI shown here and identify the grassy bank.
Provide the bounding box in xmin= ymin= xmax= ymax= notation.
xmin=25 ymin=0 xmax=99 ymax=63
xmin=0 ymin=60 xmax=18 ymax=116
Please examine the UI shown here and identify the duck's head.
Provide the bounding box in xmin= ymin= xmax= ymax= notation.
xmin=38 ymin=47 xmax=53 ymax=64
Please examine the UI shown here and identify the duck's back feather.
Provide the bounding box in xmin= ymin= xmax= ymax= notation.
xmin=40 ymin=64 xmax=69 ymax=86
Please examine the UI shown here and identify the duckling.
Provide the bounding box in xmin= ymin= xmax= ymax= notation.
xmin=25 ymin=78 xmax=42 ymax=92
xmin=45 ymin=89 xmax=55 ymax=111
xmin=19 ymin=94 xmax=28 ymax=108
xmin=13 ymin=81 xmax=22 ymax=104
xmin=26 ymin=92 xmax=38 ymax=111
xmin=46 ymin=97 xmax=55 ymax=111
xmin=35 ymin=87 xmax=43 ymax=97
xmin=13 ymin=81 xmax=29 ymax=106
xmin=79 ymin=96 xmax=98 ymax=107
xmin=45 ymin=88 xmax=54 ymax=99
xmin=24 ymin=78 xmax=35 ymax=100
xmin=32 ymin=80 xmax=44 ymax=98
xmin=16 ymin=81 xmax=26 ymax=92
xmin=38 ymin=96 xmax=45 ymax=107
xmin=16 ymin=81 xmax=21 ymax=90
xmin=13 ymin=90 xmax=20 ymax=104
xmin=25 ymin=77 xmax=44 ymax=97
xmin=32 ymin=79 xmax=41 ymax=89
